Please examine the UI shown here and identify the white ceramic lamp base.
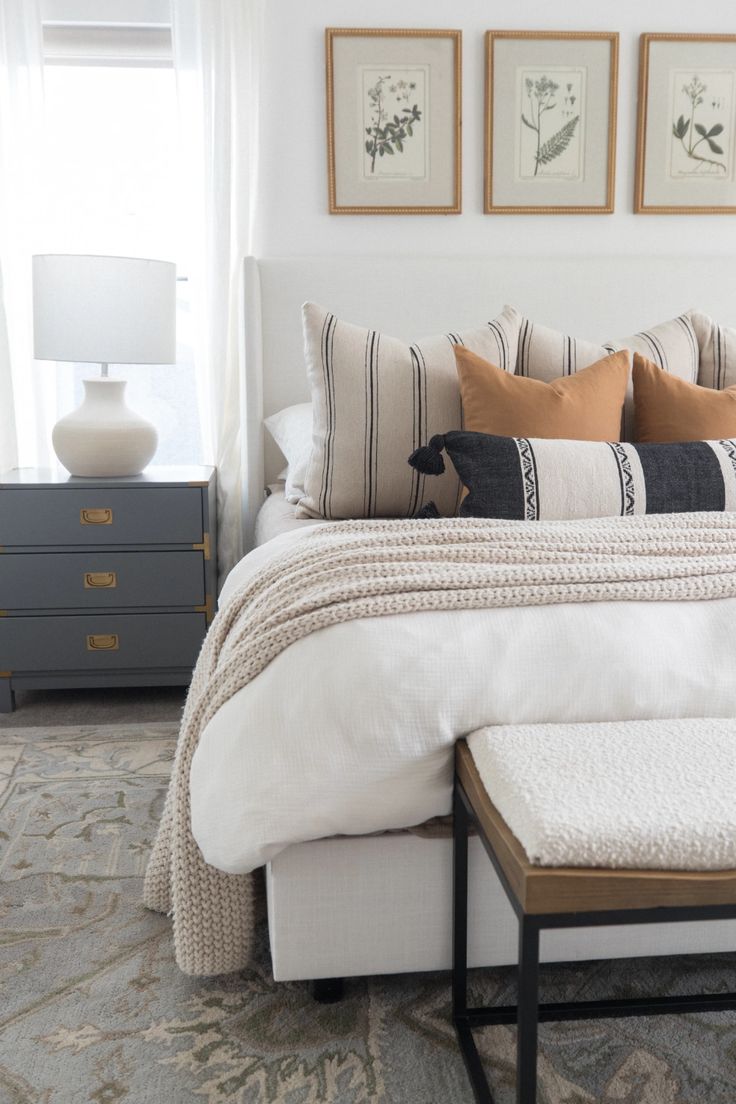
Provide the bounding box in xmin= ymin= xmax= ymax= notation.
xmin=52 ymin=378 xmax=158 ymax=477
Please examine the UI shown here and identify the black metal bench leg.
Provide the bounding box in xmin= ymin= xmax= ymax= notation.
xmin=454 ymin=782 xmax=494 ymax=1103
xmin=453 ymin=779 xmax=469 ymax=1020
xmin=517 ymin=917 xmax=540 ymax=1104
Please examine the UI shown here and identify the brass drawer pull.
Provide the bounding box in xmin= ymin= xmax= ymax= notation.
xmin=84 ymin=572 xmax=117 ymax=589
xmin=80 ymin=508 xmax=113 ymax=526
xmin=87 ymin=633 xmax=119 ymax=651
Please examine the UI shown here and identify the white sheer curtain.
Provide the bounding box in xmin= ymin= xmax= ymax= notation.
xmin=0 ymin=273 xmax=17 ymax=474
xmin=171 ymin=0 xmax=263 ymax=583
xmin=0 ymin=0 xmax=48 ymax=473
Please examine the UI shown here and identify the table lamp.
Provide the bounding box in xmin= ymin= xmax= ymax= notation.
xmin=32 ymin=254 xmax=176 ymax=477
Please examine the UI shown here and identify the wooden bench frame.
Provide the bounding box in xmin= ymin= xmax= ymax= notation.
xmin=453 ymin=739 xmax=736 ymax=1104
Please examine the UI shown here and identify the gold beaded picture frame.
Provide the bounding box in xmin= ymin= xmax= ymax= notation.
xmin=635 ymin=33 xmax=736 ymax=214
xmin=326 ymin=28 xmax=462 ymax=214
xmin=485 ymin=30 xmax=619 ymax=214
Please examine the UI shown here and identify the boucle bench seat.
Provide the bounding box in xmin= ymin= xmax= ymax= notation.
xmin=452 ymin=726 xmax=736 ymax=1104
xmin=467 ymin=717 xmax=736 ymax=872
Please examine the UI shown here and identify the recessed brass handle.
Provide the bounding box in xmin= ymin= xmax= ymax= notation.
xmin=87 ymin=633 xmax=119 ymax=651
xmin=80 ymin=508 xmax=113 ymax=526
xmin=84 ymin=572 xmax=117 ymax=589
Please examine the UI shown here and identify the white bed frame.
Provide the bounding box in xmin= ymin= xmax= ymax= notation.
xmin=242 ymin=254 xmax=736 ymax=982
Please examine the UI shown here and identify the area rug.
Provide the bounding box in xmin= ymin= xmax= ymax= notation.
xmin=1 ymin=723 xmax=735 ymax=1104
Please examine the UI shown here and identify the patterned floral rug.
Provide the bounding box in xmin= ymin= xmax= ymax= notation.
xmin=2 ymin=723 xmax=735 ymax=1104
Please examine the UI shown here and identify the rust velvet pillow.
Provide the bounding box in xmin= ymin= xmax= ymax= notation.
xmin=454 ymin=346 xmax=630 ymax=441
xmin=633 ymin=352 xmax=736 ymax=443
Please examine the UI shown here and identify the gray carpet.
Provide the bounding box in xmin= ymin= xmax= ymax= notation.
xmin=0 ymin=686 xmax=186 ymax=728
xmin=2 ymin=722 xmax=735 ymax=1103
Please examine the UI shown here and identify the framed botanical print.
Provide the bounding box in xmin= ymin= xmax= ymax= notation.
xmin=635 ymin=34 xmax=736 ymax=213
xmin=326 ymin=28 xmax=462 ymax=214
xmin=485 ymin=31 xmax=619 ymax=214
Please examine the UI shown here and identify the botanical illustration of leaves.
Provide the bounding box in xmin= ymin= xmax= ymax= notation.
xmin=673 ymin=115 xmax=689 ymax=140
xmin=521 ymin=114 xmax=536 ymax=131
xmin=707 ymin=139 xmax=724 ymax=154
xmin=365 ymin=79 xmax=422 ymax=173
xmin=535 ymin=114 xmax=579 ymax=166
xmin=693 ymin=122 xmax=725 ymax=143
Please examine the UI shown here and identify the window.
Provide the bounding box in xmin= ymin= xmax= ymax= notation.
xmin=37 ymin=25 xmax=203 ymax=466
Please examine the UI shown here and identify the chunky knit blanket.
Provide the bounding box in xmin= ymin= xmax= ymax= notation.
xmin=143 ymin=513 xmax=736 ymax=976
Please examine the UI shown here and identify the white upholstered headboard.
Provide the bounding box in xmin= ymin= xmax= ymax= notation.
xmin=241 ymin=254 xmax=736 ymax=548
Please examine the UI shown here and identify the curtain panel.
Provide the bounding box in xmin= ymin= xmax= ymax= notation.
xmin=0 ymin=0 xmax=46 ymax=473
xmin=171 ymin=0 xmax=263 ymax=583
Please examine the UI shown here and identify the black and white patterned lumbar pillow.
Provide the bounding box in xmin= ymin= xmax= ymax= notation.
xmin=409 ymin=431 xmax=736 ymax=520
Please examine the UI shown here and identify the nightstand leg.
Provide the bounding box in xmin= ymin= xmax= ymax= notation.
xmin=0 ymin=678 xmax=15 ymax=713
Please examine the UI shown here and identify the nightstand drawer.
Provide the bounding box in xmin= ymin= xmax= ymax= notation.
xmin=0 ymin=612 xmax=206 ymax=672
xmin=0 ymin=551 xmax=205 ymax=610
xmin=0 ymin=487 xmax=204 ymax=546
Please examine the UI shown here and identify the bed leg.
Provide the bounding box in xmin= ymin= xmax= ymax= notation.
xmin=312 ymin=977 xmax=345 ymax=1003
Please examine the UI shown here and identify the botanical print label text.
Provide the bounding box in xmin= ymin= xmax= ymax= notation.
xmin=669 ymin=69 xmax=735 ymax=180
xmin=360 ymin=66 xmax=429 ymax=181
xmin=515 ymin=67 xmax=586 ymax=182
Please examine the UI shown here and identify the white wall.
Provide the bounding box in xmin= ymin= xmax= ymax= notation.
xmin=256 ymin=0 xmax=736 ymax=258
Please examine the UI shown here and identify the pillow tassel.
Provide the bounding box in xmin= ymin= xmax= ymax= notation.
xmin=415 ymin=501 xmax=441 ymax=520
xmin=408 ymin=434 xmax=446 ymax=475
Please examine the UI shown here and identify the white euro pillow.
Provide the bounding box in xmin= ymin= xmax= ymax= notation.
xmin=264 ymin=402 xmax=313 ymax=504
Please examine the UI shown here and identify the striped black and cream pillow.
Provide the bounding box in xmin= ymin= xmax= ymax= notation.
xmin=297 ymin=303 xmax=522 ymax=520
xmin=515 ymin=313 xmax=700 ymax=439
xmin=410 ymin=431 xmax=736 ymax=520
xmin=690 ymin=309 xmax=736 ymax=391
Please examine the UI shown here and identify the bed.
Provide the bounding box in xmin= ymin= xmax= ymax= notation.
xmin=195 ymin=255 xmax=736 ymax=983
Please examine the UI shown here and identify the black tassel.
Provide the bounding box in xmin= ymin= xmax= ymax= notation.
xmin=408 ymin=434 xmax=446 ymax=475
xmin=416 ymin=501 xmax=441 ymax=519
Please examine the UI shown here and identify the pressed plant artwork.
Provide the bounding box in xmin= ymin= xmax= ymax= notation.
xmin=518 ymin=68 xmax=585 ymax=180
xmin=486 ymin=31 xmax=617 ymax=213
xmin=670 ymin=71 xmax=733 ymax=178
xmin=326 ymin=28 xmax=460 ymax=214
xmin=361 ymin=67 xmax=428 ymax=180
xmin=636 ymin=35 xmax=736 ymax=212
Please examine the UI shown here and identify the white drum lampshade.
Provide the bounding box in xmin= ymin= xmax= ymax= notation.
xmin=32 ymin=254 xmax=177 ymax=477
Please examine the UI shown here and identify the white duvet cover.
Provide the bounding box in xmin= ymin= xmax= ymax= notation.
xmin=190 ymin=525 xmax=736 ymax=875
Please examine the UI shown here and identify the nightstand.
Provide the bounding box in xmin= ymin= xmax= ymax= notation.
xmin=0 ymin=466 xmax=216 ymax=712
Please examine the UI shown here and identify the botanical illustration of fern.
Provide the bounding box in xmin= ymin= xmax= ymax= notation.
xmin=522 ymin=75 xmax=580 ymax=177
xmin=535 ymin=115 xmax=580 ymax=167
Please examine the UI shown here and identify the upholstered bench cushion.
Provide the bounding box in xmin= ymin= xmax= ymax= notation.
xmin=467 ymin=718 xmax=736 ymax=872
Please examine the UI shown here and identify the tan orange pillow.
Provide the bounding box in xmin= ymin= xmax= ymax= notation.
xmin=633 ymin=352 xmax=736 ymax=442
xmin=454 ymin=346 xmax=629 ymax=441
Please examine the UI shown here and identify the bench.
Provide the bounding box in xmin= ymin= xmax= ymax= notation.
xmin=453 ymin=721 xmax=736 ymax=1104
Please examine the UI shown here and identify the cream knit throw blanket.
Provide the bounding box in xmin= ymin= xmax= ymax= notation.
xmin=143 ymin=513 xmax=736 ymax=975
